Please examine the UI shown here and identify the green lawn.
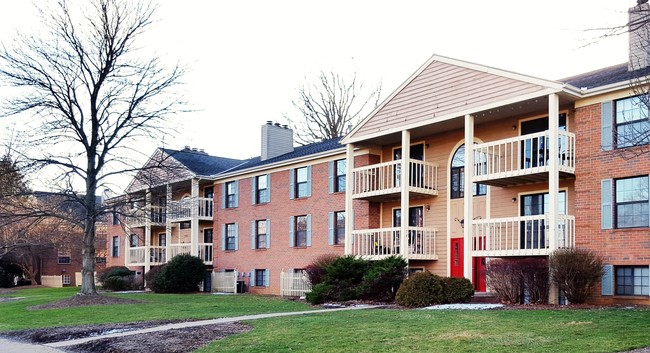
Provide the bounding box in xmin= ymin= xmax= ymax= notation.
xmin=2 ymin=288 xmax=650 ymax=353
xmin=0 ymin=287 xmax=314 ymax=331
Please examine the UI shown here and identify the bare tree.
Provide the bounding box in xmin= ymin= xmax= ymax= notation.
xmin=285 ymin=71 xmax=381 ymax=145
xmin=0 ymin=0 xmax=185 ymax=295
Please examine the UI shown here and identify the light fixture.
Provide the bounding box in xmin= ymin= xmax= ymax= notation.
xmin=512 ymin=125 xmax=517 ymax=131
xmin=425 ymin=204 xmax=430 ymax=211
xmin=511 ymin=197 xmax=517 ymax=203
xmin=425 ymin=144 xmax=430 ymax=149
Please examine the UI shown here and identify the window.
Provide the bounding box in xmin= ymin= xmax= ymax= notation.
xmin=329 ymin=211 xmax=345 ymax=245
xmin=62 ymin=275 xmax=71 ymax=285
xmin=111 ymin=236 xmax=120 ymax=257
xmin=225 ymin=181 xmax=238 ymax=208
xmin=615 ymin=96 xmax=650 ymax=148
xmin=615 ymin=176 xmax=649 ymax=228
xmin=57 ymin=249 xmax=71 ymax=264
xmin=255 ymin=220 xmax=267 ymax=249
xmin=615 ymin=266 xmax=649 ymax=296
xmin=294 ymin=215 xmax=308 ymax=247
xmin=179 ymin=221 xmax=191 ymax=229
xmin=334 ymin=159 xmax=346 ymax=192
xmin=224 ymin=223 xmax=238 ymax=251
xmin=158 ymin=233 xmax=166 ymax=247
xmin=450 ymin=144 xmax=486 ymax=199
xmin=295 ymin=167 xmax=309 ymax=198
xmin=129 ymin=234 xmax=139 ymax=247
xmin=255 ymin=175 xmax=270 ymax=204
xmin=519 ymin=191 xmax=567 ymax=250
xmin=95 ymin=257 xmax=106 ymax=264
xmin=253 ymin=269 xmax=269 ymax=287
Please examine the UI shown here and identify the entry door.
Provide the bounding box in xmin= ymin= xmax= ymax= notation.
xmin=203 ymin=229 xmax=213 ymax=262
xmin=520 ymin=114 xmax=567 ymax=169
xmin=393 ymin=206 xmax=423 ymax=227
xmin=519 ymin=191 xmax=566 ymax=250
xmin=449 ymin=238 xmax=486 ymax=292
xmin=393 ymin=143 xmax=425 ymax=187
xmin=204 ymin=187 xmax=214 ymax=217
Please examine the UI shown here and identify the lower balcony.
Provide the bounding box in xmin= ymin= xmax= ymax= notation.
xmin=471 ymin=214 xmax=575 ymax=257
xmin=126 ymin=243 xmax=213 ymax=266
xmin=352 ymin=159 xmax=439 ymax=202
xmin=349 ymin=227 xmax=438 ymax=260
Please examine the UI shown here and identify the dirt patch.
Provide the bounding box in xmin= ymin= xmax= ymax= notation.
xmin=28 ymin=294 xmax=142 ymax=310
xmin=0 ymin=297 xmax=23 ymax=303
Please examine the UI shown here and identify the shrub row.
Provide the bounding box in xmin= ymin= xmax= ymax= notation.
xmin=395 ymin=272 xmax=474 ymax=307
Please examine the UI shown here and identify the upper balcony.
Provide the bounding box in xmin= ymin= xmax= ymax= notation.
xmin=167 ymin=197 xmax=214 ymax=222
xmin=349 ymin=226 xmax=438 ymax=260
xmin=473 ymin=131 xmax=575 ymax=187
xmin=352 ymin=159 xmax=439 ymax=202
xmin=126 ymin=206 xmax=166 ymax=228
xmin=471 ymin=214 xmax=575 ymax=257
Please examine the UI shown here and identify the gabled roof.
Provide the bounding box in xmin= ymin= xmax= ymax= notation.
xmin=161 ymin=148 xmax=243 ymax=176
xmin=343 ymin=54 xmax=577 ymax=144
xmin=223 ymin=137 xmax=343 ymax=174
xmin=560 ymin=63 xmax=650 ymax=90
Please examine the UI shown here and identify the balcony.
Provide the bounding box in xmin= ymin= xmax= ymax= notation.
xmin=350 ymin=227 xmax=438 ymax=260
xmin=127 ymin=243 xmax=214 ymax=266
xmin=126 ymin=206 xmax=166 ymax=228
xmin=167 ymin=197 xmax=214 ymax=222
xmin=169 ymin=243 xmax=213 ymax=265
xmin=473 ymin=131 xmax=575 ymax=187
xmin=471 ymin=214 xmax=575 ymax=257
xmin=352 ymin=159 xmax=439 ymax=202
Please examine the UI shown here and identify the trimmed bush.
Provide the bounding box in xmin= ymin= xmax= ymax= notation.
xmin=395 ymin=271 xmax=444 ymax=308
xmin=361 ymin=256 xmax=407 ymax=302
xmin=304 ymin=254 xmax=337 ymax=286
xmin=550 ymin=248 xmax=604 ymax=304
xmin=98 ymin=266 xmax=138 ymax=291
xmin=144 ymin=265 xmax=166 ymax=289
xmin=150 ymin=254 xmax=205 ymax=293
xmin=442 ymin=277 xmax=474 ymax=304
xmin=305 ymin=283 xmax=334 ymax=305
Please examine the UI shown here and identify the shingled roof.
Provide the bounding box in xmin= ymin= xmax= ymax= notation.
xmin=162 ymin=148 xmax=244 ymax=176
xmin=225 ymin=137 xmax=343 ymax=173
xmin=560 ymin=63 xmax=650 ymax=90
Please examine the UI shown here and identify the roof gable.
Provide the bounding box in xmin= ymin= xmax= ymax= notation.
xmin=344 ymin=54 xmax=566 ymax=143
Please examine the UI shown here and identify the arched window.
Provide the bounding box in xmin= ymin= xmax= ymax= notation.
xmin=450 ymin=144 xmax=487 ymax=199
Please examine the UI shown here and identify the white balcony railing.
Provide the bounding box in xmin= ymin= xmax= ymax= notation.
xmin=198 ymin=243 xmax=213 ymax=264
xmin=473 ymin=130 xmax=576 ymax=182
xmin=128 ymin=246 xmax=146 ymax=265
xmin=350 ymin=227 xmax=437 ymax=260
xmin=126 ymin=206 xmax=166 ymax=227
xmin=167 ymin=197 xmax=214 ymax=221
xmin=149 ymin=246 xmax=166 ymax=264
xmin=472 ymin=214 xmax=575 ymax=257
xmin=126 ymin=246 xmax=166 ymax=265
xmin=352 ymin=159 xmax=438 ymax=199
xmin=169 ymin=244 xmax=191 ymax=258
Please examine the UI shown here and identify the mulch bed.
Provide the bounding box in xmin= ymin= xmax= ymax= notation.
xmin=27 ymin=294 xmax=142 ymax=310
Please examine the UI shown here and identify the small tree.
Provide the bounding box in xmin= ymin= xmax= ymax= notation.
xmin=549 ymin=248 xmax=604 ymax=304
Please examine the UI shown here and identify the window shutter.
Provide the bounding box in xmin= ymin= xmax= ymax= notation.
xmin=328 ymin=161 xmax=335 ymax=193
xmin=306 ymin=214 xmax=312 ymax=247
xmin=251 ymin=177 xmax=257 ymax=205
xmin=602 ymin=264 xmax=613 ymax=296
xmin=306 ymin=166 xmax=312 ymax=197
xmin=328 ymin=212 xmax=335 ymax=245
xmin=233 ymin=181 xmax=239 ymax=208
xmin=289 ymin=216 xmax=295 ymax=247
xmin=250 ymin=270 xmax=256 ymax=287
xmin=251 ymin=221 xmax=256 ymax=249
xmin=289 ymin=169 xmax=295 ymax=199
xmin=601 ymin=101 xmax=613 ymax=151
xmin=221 ymin=183 xmax=226 ymax=209
xmin=267 ymin=174 xmax=271 ymax=203
xmin=234 ymin=223 xmax=239 ymax=250
xmin=221 ymin=224 xmax=226 ymax=251
xmin=601 ymin=179 xmax=613 ymax=229
xmin=264 ymin=269 xmax=270 ymax=287
xmin=266 ymin=219 xmax=271 ymax=249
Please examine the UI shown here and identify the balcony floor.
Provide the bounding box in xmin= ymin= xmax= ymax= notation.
xmin=353 ymin=188 xmax=438 ymax=202
xmin=476 ymin=171 xmax=575 ymax=188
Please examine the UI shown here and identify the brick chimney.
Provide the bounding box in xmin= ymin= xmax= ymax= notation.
xmin=261 ymin=121 xmax=294 ymax=161
xmin=629 ymin=0 xmax=650 ymax=71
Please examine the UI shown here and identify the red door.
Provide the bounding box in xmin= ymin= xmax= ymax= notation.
xmin=450 ymin=238 xmax=486 ymax=292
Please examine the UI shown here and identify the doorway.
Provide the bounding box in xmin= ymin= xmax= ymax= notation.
xmin=393 ymin=143 xmax=425 ymax=187
xmin=450 ymin=238 xmax=486 ymax=292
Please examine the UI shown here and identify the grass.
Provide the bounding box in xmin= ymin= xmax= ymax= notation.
xmin=0 ymin=287 xmax=314 ymax=331
xmin=2 ymin=288 xmax=650 ymax=352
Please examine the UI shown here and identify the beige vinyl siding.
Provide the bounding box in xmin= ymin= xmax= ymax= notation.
xmin=354 ymin=60 xmax=548 ymax=138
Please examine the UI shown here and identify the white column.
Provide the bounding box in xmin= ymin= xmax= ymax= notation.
xmin=400 ymin=130 xmax=410 ymax=259
xmin=165 ymin=184 xmax=172 ymax=263
xmin=548 ymin=93 xmax=560 ymax=304
xmin=190 ymin=178 xmax=200 ymax=256
xmin=124 ymin=221 xmax=131 ymax=266
xmin=144 ymin=189 xmax=152 ymax=273
xmin=463 ymin=114 xmax=474 ymax=281
xmin=344 ymin=143 xmax=355 ymax=255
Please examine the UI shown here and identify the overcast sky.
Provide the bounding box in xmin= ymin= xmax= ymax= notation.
xmin=0 ymin=0 xmax=639 ymax=191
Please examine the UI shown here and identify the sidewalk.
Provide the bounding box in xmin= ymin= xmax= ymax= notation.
xmin=1 ymin=305 xmax=379 ymax=352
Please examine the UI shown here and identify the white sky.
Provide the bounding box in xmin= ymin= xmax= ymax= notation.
xmin=0 ymin=0 xmax=639 ymax=191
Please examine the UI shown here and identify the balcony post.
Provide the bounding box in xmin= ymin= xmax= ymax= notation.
xmin=400 ymin=130 xmax=411 ymax=259
xmin=145 ymin=189 xmax=152 ymax=273
xmin=190 ymin=178 xmax=199 ymax=256
xmin=345 ymin=143 xmax=355 ymax=255
xmin=463 ymin=114 xmax=474 ymax=281
xmin=166 ymin=184 xmax=172 ymax=262
xmin=548 ymin=93 xmax=560 ymax=304
xmin=124 ymin=219 xmax=131 ymax=266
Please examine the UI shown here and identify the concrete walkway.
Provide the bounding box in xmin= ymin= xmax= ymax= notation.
xmin=1 ymin=305 xmax=378 ymax=352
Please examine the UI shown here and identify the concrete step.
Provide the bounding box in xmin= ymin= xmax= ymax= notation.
xmin=471 ymin=292 xmax=500 ymax=304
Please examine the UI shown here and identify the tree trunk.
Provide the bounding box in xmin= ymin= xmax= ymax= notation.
xmin=79 ymin=174 xmax=98 ymax=295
